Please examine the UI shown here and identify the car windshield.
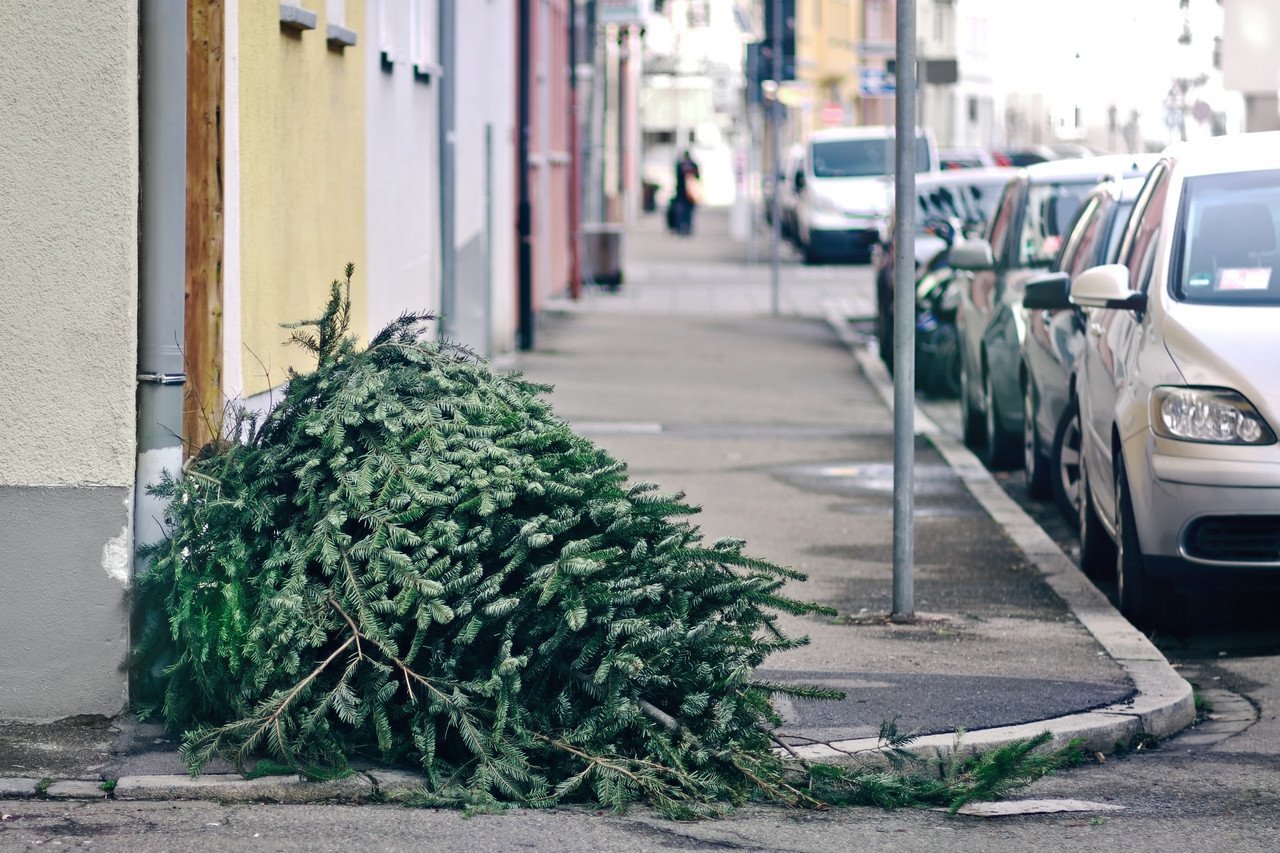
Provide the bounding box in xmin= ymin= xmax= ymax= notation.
xmin=915 ymin=179 xmax=1006 ymax=237
xmin=1175 ymin=169 xmax=1280 ymax=305
xmin=812 ymin=137 xmax=931 ymax=178
xmin=1019 ymin=181 xmax=1091 ymax=266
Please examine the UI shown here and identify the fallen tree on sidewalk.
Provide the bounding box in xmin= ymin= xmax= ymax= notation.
xmin=135 ymin=266 xmax=1078 ymax=817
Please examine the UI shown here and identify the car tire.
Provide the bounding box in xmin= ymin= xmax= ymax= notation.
xmin=1023 ymin=380 xmax=1052 ymax=498
xmin=982 ymin=368 xmax=1022 ymax=470
xmin=937 ymin=327 xmax=962 ymax=399
xmin=960 ymin=354 xmax=984 ymax=449
xmin=803 ymin=243 xmax=822 ymax=266
xmin=1115 ymin=460 xmax=1185 ymax=633
xmin=1051 ymin=396 xmax=1084 ymax=525
xmin=1077 ymin=451 xmax=1116 ymax=579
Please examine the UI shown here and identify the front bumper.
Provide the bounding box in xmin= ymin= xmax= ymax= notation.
xmin=808 ymin=228 xmax=880 ymax=260
xmin=1129 ymin=433 xmax=1280 ymax=587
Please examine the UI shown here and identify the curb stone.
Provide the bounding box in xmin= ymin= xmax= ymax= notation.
xmin=807 ymin=302 xmax=1195 ymax=762
xmin=113 ymin=773 xmax=374 ymax=804
xmin=0 ymin=779 xmax=39 ymax=798
xmin=45 ymin=780 xmax=109 ymax=799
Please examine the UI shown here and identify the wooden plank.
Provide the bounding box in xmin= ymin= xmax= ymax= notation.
xmin=184 ymin=0 xmax=226 ymax=457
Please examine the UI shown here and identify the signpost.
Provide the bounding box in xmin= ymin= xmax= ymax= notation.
xmin=891 ymin=0 xmax=917 ymax=621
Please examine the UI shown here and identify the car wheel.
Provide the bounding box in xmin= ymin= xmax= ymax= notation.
xmin=1077 ymin=452 xmax=1116 ymax=579
xmin=1023 ymin=380 xmax=1052 ymax=498
xmin=1115 ymin=460 xmax=1185 ymax=633
xmin=1051 ymin=396 xmax=1083 ymax=525
xmin=803 ymin=243 xmax=822 ymax=265
xmin=937 ymin=327 xmax=962 ymax=399
xmin=959 ymin=355 xmax=984 ymax=449
xmin=982 ymin=368 xmax=1021 ymax=470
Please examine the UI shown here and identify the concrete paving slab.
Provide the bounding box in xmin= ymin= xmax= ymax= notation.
xmin=0 ymin=778 xmax=38 ymax=798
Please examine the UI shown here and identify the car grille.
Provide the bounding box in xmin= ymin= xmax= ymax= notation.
xmin=1184 ymin=516 xmax=1280 ymax=563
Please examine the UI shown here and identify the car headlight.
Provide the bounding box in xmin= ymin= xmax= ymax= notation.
xmin=1150 ymin=387 xmax=1276 ymax=445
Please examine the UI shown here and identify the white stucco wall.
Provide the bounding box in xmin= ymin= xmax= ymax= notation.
xmin=455 ymin=0 xmax=517 ymax=355
xmin=365 ymin=0 xmax=444 ymax=338
xmin=0 ymin=3 xmax=139 ymax=488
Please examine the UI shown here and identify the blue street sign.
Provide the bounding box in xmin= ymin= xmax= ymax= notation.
xmin=858 ymin=67 xmax=895 ymax=97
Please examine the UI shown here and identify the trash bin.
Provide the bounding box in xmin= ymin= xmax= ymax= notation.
xmin=581 ymin=223 xmax=624 ymax=290
xmin=642 ymin=181 xmax=659 ymax=213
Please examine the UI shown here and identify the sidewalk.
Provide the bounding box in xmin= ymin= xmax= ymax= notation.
xmin=0 ymin=218 xmax=1192 ymax=800
xmin=515 ymin=309 xmax=1144 ymax=749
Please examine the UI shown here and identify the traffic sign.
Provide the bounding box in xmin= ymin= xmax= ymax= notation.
xmin=858 ymin=67 xmax=895 ymax=97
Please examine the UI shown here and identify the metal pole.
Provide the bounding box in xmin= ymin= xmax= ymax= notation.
xmin=769 ymin=0 xmax=782 ymax=317
xmin=891 ymin=0 xmax=917 ymax=620
xmin=517 ymin=0 xmax=535 ymax=351
xmin=568 ymin=0 xmax=582 ymax=299
xmin=136 ymin=0 xmax=188 ymax=565
xmin=439 ymin=0 xmax=457 ymax=339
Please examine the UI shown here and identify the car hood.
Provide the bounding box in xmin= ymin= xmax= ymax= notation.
xmin=1163 ymin=301 xmax=1280 ymax=420
xmin=812 ymin=177 xmax=893 ymax=214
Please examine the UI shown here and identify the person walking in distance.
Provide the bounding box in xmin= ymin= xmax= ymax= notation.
xmin=672 ymin=150 xmax=701 ymax=236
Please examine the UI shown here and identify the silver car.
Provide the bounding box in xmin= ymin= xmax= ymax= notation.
xmin=1072 ymin=132 xmax=1280 ymax=631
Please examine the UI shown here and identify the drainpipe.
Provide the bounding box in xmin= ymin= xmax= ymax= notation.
xmin=136 ymin=0 xmax=188 ymax=561
xmin=517 ymin=0 xmax=535 ymax=350
xmin=439 ymin=0 xmax=457 ymax=342
xmin=568 ymin=0 xmax=582 ymax=300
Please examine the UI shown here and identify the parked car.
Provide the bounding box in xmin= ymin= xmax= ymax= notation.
xmin=795 ymin=126 xmax=939 ymax=264
xmin=914 ymin=264 xmax=965 ymax=397
xmin=1018 ymin=176 xmax=1145 ymax=521
xmin=940 ymin=147 xmax=997 ymax=170
xmin=992 ymin=146 xmax=1058 ymax=168
xmin=875 ymin=167 xmax=1015 ymax=378
xmin=1071 ymin=132 xmax=1280 ymax=630
xmin=778 ymin=144 xmax=805 ymax=240
xmin=949 ymin=154 xmax=1157 ymax=470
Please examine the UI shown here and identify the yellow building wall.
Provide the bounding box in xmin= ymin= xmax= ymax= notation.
xmin=238 ymin=2 xmax=368 ymax=396
xmin=791 ymin=0 xmax=862 ymax=134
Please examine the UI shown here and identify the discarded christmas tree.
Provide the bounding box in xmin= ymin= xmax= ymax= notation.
xmin=136 ymin=266 xmax=1073 ymax=816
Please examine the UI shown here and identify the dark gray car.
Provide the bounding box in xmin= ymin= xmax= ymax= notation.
xmin=1018 ymin=177 xmax=1144 ymax=522
xmin=950 ymin=155 xmax=1157 ymax=470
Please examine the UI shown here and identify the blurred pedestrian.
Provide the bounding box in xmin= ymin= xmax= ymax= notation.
xmin=672 ymin=150 xmax=701 ymax=236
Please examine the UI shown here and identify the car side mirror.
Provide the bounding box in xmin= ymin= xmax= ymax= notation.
xmin=1069 ymin=264 xmax=1146 ymax=311
xmin=1022 ymin=272 xmax=1072 ymax=310
xmin=794 ymin=172 xmax=806 ymax=191
xmin=948 ymin=239 xmax=995 ymax=271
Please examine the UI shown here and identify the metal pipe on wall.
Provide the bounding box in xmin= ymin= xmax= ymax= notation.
xmin=136 ymin=0 xmax=188 ymax=565
xmin=769 ymin=0 xmax=782 ymax=317
xmin=568 ymin=0 xmax=582 ymax=299
xmin=517 ymin=0 xmax=535 ymax=350
xmin=439 ymin=0 xmax=458 ymax=342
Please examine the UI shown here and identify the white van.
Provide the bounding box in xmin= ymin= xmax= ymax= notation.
xmin=795 ymin=126 xmax=939 ymax=264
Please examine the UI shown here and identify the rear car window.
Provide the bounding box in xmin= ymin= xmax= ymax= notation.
xmin=1175 ymin=169 xmax=1280 ymax=305
xmin=1018 ymin=181 xmax=1091 ymax=267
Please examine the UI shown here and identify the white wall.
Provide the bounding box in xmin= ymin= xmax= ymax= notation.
xmin=365 ymin=0 xmax=444 ymax=338
xmin=454 ymin=0 xmax=516 ymax=356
